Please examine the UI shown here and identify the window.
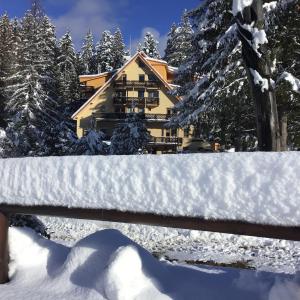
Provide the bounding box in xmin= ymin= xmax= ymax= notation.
xmin=138 ymin=108 xmax=145 ymax=113
xmin=166 ymin=129 xmax=171 ymax=137
xmin=122 ymin=74 xmax=127 ymax=83
xmin=127 ymin=107 xmax=134 ymax=113
xmin=116 ymin=90 xmax=126 ymax=98
xmin=167 ymin=108 xmax=173 ymax=116
xmin=149 ymin=90 xmax=159 ymax=99
xmin=138 ymin=90 xmax=145 ymax=98
xmin=139 ymin=74 xmax=145 ymax=82
xmin=171 ymin=129 xmax=177 ymax=137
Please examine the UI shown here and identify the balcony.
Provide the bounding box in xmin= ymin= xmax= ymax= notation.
xmin=114 ymin=80 xmax=160 ymax=88
xmin=80 ymin=85 xmax=96 ymax=100
xmin=149 ymin=137 xmax=183 ymax=145
xmin=113 ymin=97 xmax=159 ymax=108
xmin=93 ymin=112 xmax=173 ymax=122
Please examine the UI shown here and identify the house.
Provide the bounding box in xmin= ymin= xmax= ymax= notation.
xmin=72 ymin=52 xmax=193 ymax=154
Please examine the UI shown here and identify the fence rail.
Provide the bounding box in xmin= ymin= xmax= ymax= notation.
xmin=1 ymin=204 xmax=300 ymax=284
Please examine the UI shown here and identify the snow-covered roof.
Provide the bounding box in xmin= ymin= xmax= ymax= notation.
xmin=169 ymin=84 xmax=181 ymax=89
xmin=145 ymin=57 xmax=168 ymax=64
xmin=79 ymin=70 xmax=115 ymax=78
xmin=80 ymin=73 xmax=108 ymax=78
xmin=167 ymin=66 xmax=179 ymax=74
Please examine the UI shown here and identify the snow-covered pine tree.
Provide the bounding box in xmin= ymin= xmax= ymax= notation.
xmin=163 ymin=23 xmax=178 ymax=65
xmin=138 ymin=32 xmax=160 ymax=59
xmin=110 ymin=114 xmax=151 ymax=155
xmin=112 ymin=28 xmax=126 ymax=69
xmin=71 ymin=130 xmax=108 ymax=155
xmin=57 ymin=32 xmax=80 ymax=105
xmin=3 ymin=11 xmax=59 ymax=156
xmin=164 ymin=11 xmax=193 ymax=67
xmin=80 ymin=30 xmax=97 ymax=74
xmin=96 ymin=30 xmax=114 ymax=73
xmin=266 ymin=0 xmax=300 ymax=149
xmin=170 ymin=0 xmax=256 ymax=150
xmin=0 ymin=14 xmax=13 ymax=128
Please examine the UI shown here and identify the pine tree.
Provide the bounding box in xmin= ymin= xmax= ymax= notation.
xmin=0 ymin=14 xmax=14 ymax=128
xmin=163 ymin=23 xmax=178 ymax=65
xmin=164 ymin=12 xmax=193 ymax=67
xmin=112 ymin=28 xmax=126 ymax=69
xmin=71 ymin=130 xmax=108 ymax=155
xmin=57 ymin=32 xmax=80 ymax=105
xmin=96 ymin=30 xmax=114 ymax=73
xmin=170 ymin=0 xmax=256 ymax=150
xmin=138 ymin=32 xmax=160 ymax=59
xmin=2 ymin=11 xmax=75 ymax=157
xmin=110 ymin=114 xmax=150 ymax=155
xmin=266 ymin=0 xmax=300 ymax=149
xmin=80 ymin=30 xmax=97 ymax=74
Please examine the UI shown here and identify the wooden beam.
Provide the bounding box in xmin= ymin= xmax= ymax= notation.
xmin=0 ymin=211 xmax=9 ymax=284
xmin=1 ymin=204 xmax=300 ymax=241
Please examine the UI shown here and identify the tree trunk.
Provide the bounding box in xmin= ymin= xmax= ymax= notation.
xmin=235 ymin=0 xmax=281 ymax=151
xmin=279 ymin=111 xmax=288 ymax=151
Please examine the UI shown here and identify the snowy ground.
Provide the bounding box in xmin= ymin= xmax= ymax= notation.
xmin=0 ymin=227 xmax=299 ymax=300
xmin=41 ymin=216 xmax=300 ymax=275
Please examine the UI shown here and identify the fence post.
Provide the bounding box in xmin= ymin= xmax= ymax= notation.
xmin=0 ymin=211 xmax=9 ymax=284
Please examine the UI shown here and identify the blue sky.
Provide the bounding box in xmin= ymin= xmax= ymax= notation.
xmin=0 ymin=0 xmax=201 ymax=54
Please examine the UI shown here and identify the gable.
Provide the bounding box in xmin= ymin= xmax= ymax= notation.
xmin=72 ymin=52 xmax=179 ymax=119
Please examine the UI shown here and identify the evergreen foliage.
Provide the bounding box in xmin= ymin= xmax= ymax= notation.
xmin=164 ymin=12 xmax=193 ymax=67
xmin=0 ymin=14 xmax=13 ymax=128
xmin=112 ymin=28 xmax=126 ymax=69
xmin=71 ymin=130 xmax=108 ymax=155
xmin=80 ymin=30 xmax=97 ymax=74
xmin=266 ymin=0 xmax=300 ymax=147
xmin=96 ymin=30 xmax=114 ymax=73
xmin=57 ymin=32 xmax=80 ymax=105
xmin=138 ymin=32 xmax=160 ymax=59
xmin=170 ymin=0 xmax=257 ymax=150
xmin=10 ymin=214 xmax=50 ymax=238
xmin=1 ymin=9 xmax=77 ymax=157
xmin=110 ymin=114 xmax=151 ymax=155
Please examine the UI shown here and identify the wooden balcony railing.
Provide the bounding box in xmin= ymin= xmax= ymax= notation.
xmin=150 ymin=137 xmax=183 ymax=145
xmin=114 ymin=80 xmax=160 ymax=88
xmin=113 ymin=97 xmax=159 ymax=107
xmin=80 ymin=86 xmax=96 ymax=100
xmin=93 ymin=112 xmax=173 ymax=121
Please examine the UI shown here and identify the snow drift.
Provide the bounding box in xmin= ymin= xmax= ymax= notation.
xmin=1 ymin=228 xmax=299 ymax=300
xmin=0 ymin=153 xmax=299 ymax=226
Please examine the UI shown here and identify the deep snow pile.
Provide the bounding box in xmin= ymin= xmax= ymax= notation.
xmin=1 ymin=228 xmax=299 ymax=300
xmin=0 ymin=153 xmax=300 ymax=226
xmin=41 ymin=216 xmax=300 ymax=275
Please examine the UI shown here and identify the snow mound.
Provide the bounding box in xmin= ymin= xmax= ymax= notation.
xmin=0 ymin=153 xmax=300 ymax=226
xmin=104 ymin=246 xmax=170 ymax=300
xmin=1 ymin=228 xmax=300 ymax=300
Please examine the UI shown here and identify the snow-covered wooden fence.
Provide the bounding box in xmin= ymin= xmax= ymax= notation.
xmin=1 ymin=153 xmax=300 ymax=283
xmin=1 ymin=204 xmax=300 ymax=284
